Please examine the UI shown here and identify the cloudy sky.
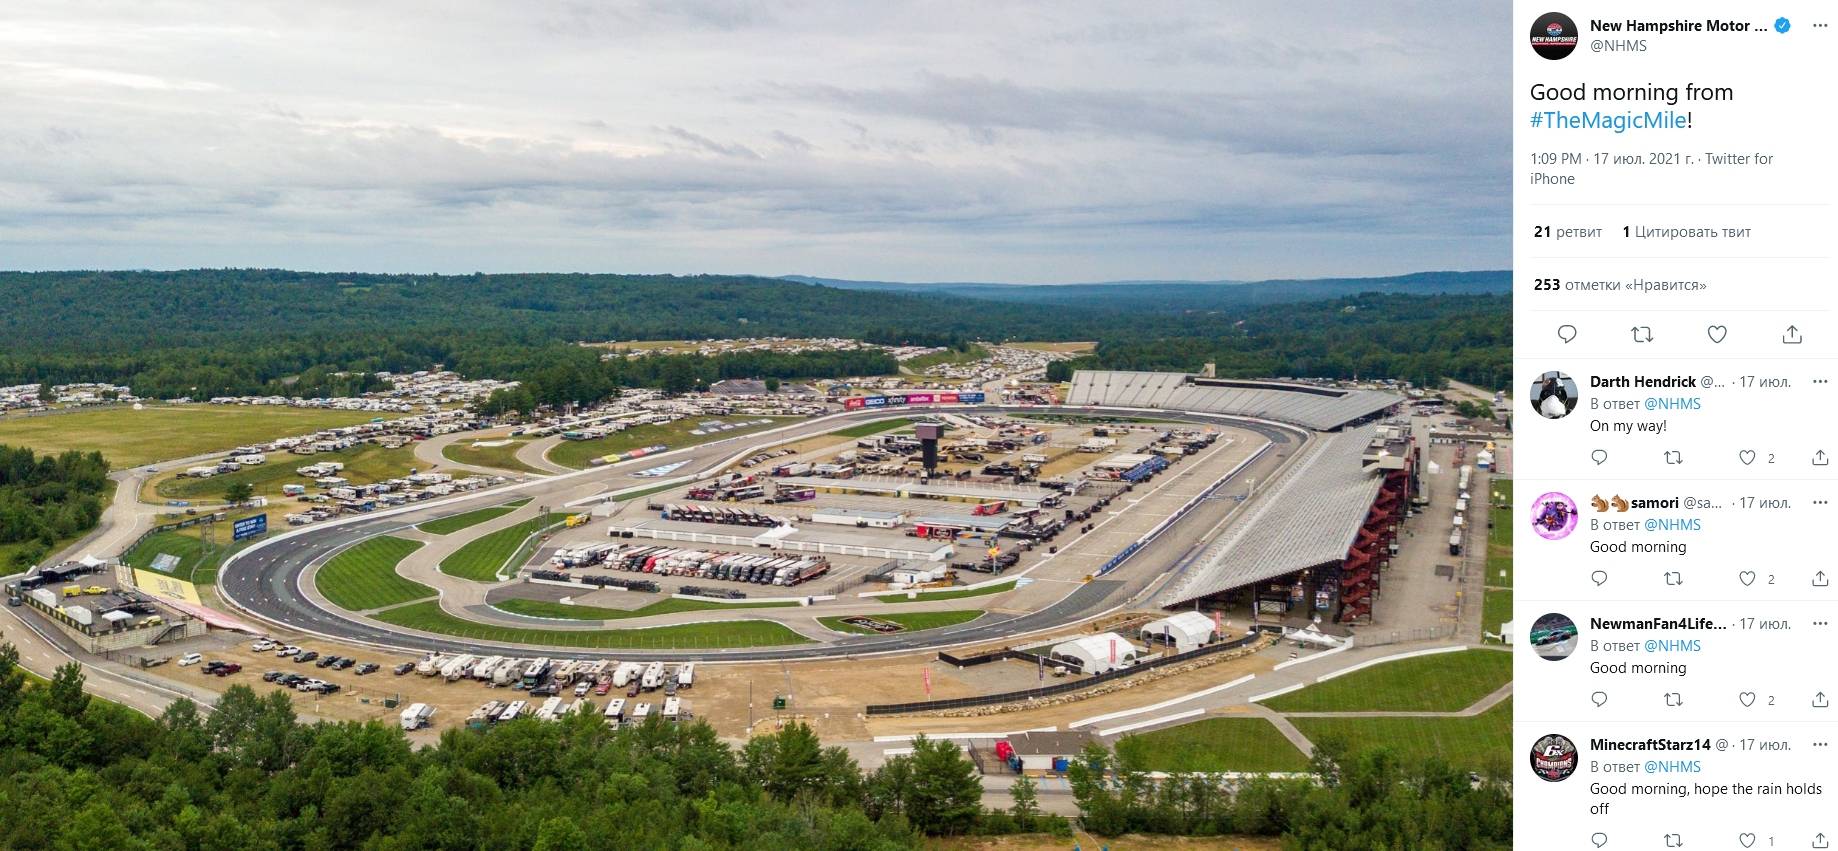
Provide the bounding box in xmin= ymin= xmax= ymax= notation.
xmin=0 ymin=1 xmax=1508 ymax=282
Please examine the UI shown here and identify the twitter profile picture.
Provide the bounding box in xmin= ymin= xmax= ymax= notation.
xmin=1530 ymin=370 xmax=1578 ymax=419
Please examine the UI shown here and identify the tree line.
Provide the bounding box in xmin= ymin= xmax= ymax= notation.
xmin=0 ymin=446 xmax=110 ymax=568
xmin=0 ymin=270 xmax=1510 ymax=398
xmin=0 ymin=647 xmax=1510 ymax=850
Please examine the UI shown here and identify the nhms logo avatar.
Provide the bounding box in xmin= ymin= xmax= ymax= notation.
xmin=1531 ymin=12 xmax=1580 ymax=59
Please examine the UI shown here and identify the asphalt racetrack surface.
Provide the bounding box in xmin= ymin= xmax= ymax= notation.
xmin=218 ymin=405 xmax=1303 ymax=661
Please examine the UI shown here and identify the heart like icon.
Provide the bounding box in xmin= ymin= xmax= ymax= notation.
xmin=1707 ymin=325 xmax=1728 ymax=343
xmin=1740 ymin=571 xmax=1757 ymax=586
xmin=1741 ymin=832 xmax=1757 ymax=848
xmin=1740 ymin=450 xmax=1757 ymax=465
xmin=1740 ymin=691 xmax=1757 ymax=707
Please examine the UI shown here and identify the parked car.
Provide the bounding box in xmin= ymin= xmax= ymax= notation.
xmin=295 ymin=650 xmax=319 ymax=663
xmin=315 ymin=655 xmax=338 ymax=668
xmin=214 ymin=663 xmax=242 ymax=676
xmin=276 ymin=646 xmax=301 ymax=657
xmin=334 ymin=658 xmax=356 ymax=670
xmin=356 ymin=663 xmax=379 ymax=675
xmin=251 ymin=640 xmax=275 ymax=652
xmin=177 ymin=653 xmax=203 ymax=667
xmin=574 ymin=681 xmax=592 ymax=697
xmin=392 ymin=662 xmax=415 ymax=676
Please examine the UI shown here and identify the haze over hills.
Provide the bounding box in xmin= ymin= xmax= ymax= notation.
xmin=784 ymin=270 xmax=1509 ymax=310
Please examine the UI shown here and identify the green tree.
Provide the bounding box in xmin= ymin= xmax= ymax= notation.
xmin=1009 ymin=773 xmax=1040 ymax=827
xmin=901 ymin=735 xmax=984 ymax=836
xmin=532 ymin=817 xmax=589 ymax=851
xmin=47 ymin=661 xmax=89 ymax=716
xmin=223 ymin=481 xmax=255 ymax=505
xmin=0 ymin=643 xmax=26 ymax=719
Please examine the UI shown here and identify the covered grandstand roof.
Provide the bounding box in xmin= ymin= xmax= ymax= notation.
xmin=1064 ymin=370 xmax=1401 ymax=431
xmin=1159 ymin=426 xmax=1384 ymax=607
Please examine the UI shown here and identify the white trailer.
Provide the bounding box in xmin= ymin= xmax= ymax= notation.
xmin=440 ymin=654 xmax=477 ymax=681
xmin=631 ymin=702 xmax=652 ymax=723
xmin=471 ymin=655 xmax=505 ymax=680
xmin=492 ymin=658 xmax=524 ymax=687
xmin=640 ymin=661 xmax=664 ymax=690
xmin=661 ymin=696 xmax=681 ymax=722
xmin=534 ymin=696 xmax=564 ymax=721
xmin=416 ymin=654 xmax=447 ymax=676
xmin=613 ymin=661 xmax=642 ymax=687
xmin=399 ymin=703 xmax=435 ymax=731
xmin=603 ymin=698 xmax=627 ymax=727
xmin=675 ymin=663 xmax=695 ymax=689
xmin=497 ymin=700 xmax=527 ymax=722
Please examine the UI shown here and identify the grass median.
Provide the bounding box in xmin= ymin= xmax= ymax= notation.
xmin=1261 ymin=649 xmax=1511 ymax=713
xmin=1291 ymin=699 xmax=1513 ymax=774
xmin=372 ymin=600 xmax=812 ymax=649
xmin=314 ymin=536 xmax=432 ymax=611
xmin=418 ymin=499 xmax=531 ymax=536
xmin=1115 ymin=717 xmax=1311 ymax=773
xmin=438 ymin=513 xmax=554 ymax=582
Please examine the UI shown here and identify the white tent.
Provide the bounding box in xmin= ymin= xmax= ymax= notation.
xmin=1139 ymin=611 xmax=1217 ymax=653
xmin=1049 ymin=632 xmax=1144 ymax=675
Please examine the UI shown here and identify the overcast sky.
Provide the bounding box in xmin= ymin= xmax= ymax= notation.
xmin=0 ymin=1 xmax=1508 ymax=283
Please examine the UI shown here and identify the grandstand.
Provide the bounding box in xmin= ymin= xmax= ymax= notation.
xmin=1159 ymin=423 xmax=1416 ymax=623
xmin=1065 ymin=370 xmax=1401 ymax=431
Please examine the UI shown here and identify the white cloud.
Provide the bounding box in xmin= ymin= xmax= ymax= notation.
xmin=0 ymin=0 xmax=1507 ymax=281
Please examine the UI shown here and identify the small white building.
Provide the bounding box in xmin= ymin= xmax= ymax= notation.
xmin=1048 ymin=632 xmax=1145 ymax=675
xmin=809 ymin=508 xmax=906 ymax=529
xmin=1007 ymin=731 xmax=1095 ymax=773
xmin=1139 ymin=611 xmax=1218 ymax=653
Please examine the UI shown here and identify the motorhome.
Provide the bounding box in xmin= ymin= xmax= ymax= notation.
xmin=399 ymin=703 xmax=435 ymax=731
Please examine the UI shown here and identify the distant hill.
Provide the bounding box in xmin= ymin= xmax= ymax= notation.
xmin=783 ymin=271 xmax=1509 ymax=311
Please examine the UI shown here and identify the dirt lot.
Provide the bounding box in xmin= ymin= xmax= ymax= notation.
xmin=151 ymin=634 xmax=482 ymax=735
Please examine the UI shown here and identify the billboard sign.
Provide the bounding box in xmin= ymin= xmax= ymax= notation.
xmin=232 ymin=513 xmax=268 ymax=541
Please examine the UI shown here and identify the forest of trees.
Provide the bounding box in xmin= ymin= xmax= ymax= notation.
xmin=0 ymin=446 xmax=110 ymax=568
xmin=0 ymin=271 xmax=1510 ymax=400
xmin=0 ymin=647 xmax=1510 ymax=850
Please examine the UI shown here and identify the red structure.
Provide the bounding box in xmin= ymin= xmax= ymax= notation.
xmin=1337 ymin=435 xmax=1416 ymax=623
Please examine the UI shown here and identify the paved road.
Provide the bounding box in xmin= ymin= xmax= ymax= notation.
xmin=214 ymin=405 xmax=1306 ymax=661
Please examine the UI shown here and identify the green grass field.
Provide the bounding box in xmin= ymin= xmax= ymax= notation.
xmin=492 ymin=596 xmax=796 ymax=620
xmin=1115 ymin=717 xmax=1312 ymax=773
xmin=148 ymin=443 xmax=421 ymax=502
xmin=819 ymin=610 xmax=984 ymax=634
xmin=442 ymin=438 xmax=545 ymax=475
xmin=437 ymin=514 xmax=555 ymax=581
xmin=0 ymin=404 xmax=384 ymax=468
xmin=1291 ymin=699 xmax=1512 ymax=773
xmin=1262 ymin=650 xmax=1512 ymax=713
xmin=902 ymin=344 xmax=990 ymax=372
xmin=313 ymin=536 xmax=432 ymax=611
xmin=1483 ymin=589 xmax=1513 ymax=643
xmin=547 ymin=416 xmax=793 ymax=470
xmin=418 ymin=499 xmax=531 ymax=536
xmin=119 ymin=522 xmax=267 ymax=586
xmin=876 ymin=580 xmax=1016 ymax=604
xmin=372 ymin=600 xmax=811 ymax=649
xmin=829 ymin=418 xmax=913 ymax=439
xmin=1486 ymin=477 xmax=1512 ymax=588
